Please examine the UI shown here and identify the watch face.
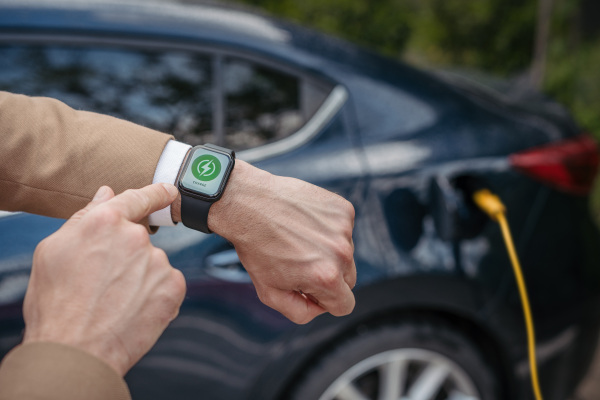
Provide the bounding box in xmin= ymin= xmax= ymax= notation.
xmin=179 ymin=147 xmax=233 ymax=197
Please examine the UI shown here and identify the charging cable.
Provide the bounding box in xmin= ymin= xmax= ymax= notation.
xmin=473 ymin=189 xmax=543 ymax=400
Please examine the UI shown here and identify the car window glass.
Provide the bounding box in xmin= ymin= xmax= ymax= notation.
xmin=0 ymin=44 xmax=213 ymax=145
xmin=223 ymin=57 xmax=330 ymax=151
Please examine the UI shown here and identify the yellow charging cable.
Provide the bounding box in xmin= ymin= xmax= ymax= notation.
xmin=473 ymin=189 xmax=543 ymax=400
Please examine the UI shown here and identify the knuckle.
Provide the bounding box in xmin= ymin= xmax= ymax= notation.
xmin=345 ymin=217 xmax=355 ymax=236
xmin=90 ymin=206 xmax=121 ymax=226
xmin=155 ymin=274 xmax=186 ymax=323
xmin=341 ymin=203 xmax=355 ymax=234
xmin=33 ymin=235 xmax=64 ymax=277
xmin=343 ymin=225 xmax=354 ymax=240
xmin=347 ymin=270 xmax=358 ymax=289
xmin=337 ymin=241 xmax=355 ymax=265
xmin=316 ymin=265 xmax=341 ymax=289
xmin=156 ymin=300 xmax=178 ymax=325
xmin=256 ymin=288 xmax=274 ymax=307
xmin=69 ymin=208 xmax=87 ymax=221
xmin=34 ymin=237 xmax=50 ymax=255
xmin=128 ymin=224 xmax=150 ymax=246
xmin=33 ymin=237 xmax=53 ymax=266
xmin=151 ymin=247 xmax=169 ymax=264
xmin=122 ymin=188 xmax=137 ymax=197
xmin=169 ymin=305 xmax=182 ymax=322
xmin=169 ymin=268 xmax=187 ymax=302
xmin=343 ymin=200 xmax=356 ymax=221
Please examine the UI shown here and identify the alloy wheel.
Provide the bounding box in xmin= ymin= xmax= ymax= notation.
xmin=319 ymin=348 xmax=481 ymax=400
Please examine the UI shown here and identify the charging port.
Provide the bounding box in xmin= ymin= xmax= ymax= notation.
xmin=429 ymin=174 xmax=488 ymax=241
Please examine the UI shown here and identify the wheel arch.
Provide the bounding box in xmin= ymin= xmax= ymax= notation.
xmin=282 ymin=310 xmax=512 ymax=400
xmin=249 ymin=275 xmax=515 ymax=400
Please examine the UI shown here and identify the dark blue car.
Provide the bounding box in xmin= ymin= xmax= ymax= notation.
xmin=0 ymin=1 xmax=599 ymax=399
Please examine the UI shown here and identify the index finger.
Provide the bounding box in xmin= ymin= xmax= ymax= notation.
xmin=106 ymin=183 xmax=178 ymax=222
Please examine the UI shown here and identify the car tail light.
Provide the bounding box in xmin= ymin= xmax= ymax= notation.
xmin=509 ymin=134 xmax=599 ymax=195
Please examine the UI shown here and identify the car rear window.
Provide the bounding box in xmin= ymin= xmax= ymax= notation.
xmin=0 ymin=43 xmax=333 ymax=152
xmin=0 ymin=44 xmax=214 ymax=145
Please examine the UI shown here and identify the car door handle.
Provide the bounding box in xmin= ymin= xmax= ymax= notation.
xmin=205 ymin=249 xmax=252 ymax=283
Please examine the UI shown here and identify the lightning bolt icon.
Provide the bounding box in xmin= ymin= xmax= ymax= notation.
xmin=199 ymin=161 xmax=213 ymax=177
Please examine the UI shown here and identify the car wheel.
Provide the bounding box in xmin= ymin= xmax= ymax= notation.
xmin=290 ymin=318 xmax=499 ymax=400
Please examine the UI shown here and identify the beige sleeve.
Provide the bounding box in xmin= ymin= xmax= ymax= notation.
xmin=0 ymin=91 xmax=173 ymax=222
xmin=0 ymin=342 xmax=130 ymax=400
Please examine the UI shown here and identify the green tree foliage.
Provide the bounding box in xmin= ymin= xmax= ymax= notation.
xmin=233 ymin=0 xmax=599 ymax=136
xmin=544 ymin=0 xmax=600 ymax=134
xmin=239 ymin=0 xmax=415 ymax=56
xmin=235 ymin=0 xmax=536 ymax=72
xmin=408 ymin=0 xmax=536 ymax=74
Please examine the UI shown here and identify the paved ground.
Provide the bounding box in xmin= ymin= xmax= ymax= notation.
xmin=573 ymin=341 xmax=600 ymax=399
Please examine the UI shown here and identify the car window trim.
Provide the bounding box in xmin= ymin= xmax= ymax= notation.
xmin=238 ymin=85 xmax=348 ymax=162
xmin=0 ymin=33 xmax=346 ymax=161
xmin=0 ymin=33 xmax=335 ymax=90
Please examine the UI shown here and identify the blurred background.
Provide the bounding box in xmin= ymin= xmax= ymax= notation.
xmin=231 ymin=0 xmax=599 ymax=136
xmin=231 ymin=0 xmax=600 ymax=222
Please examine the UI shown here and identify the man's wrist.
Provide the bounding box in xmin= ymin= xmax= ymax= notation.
xmin=171 ymin=160 xmax=257 ymax=228
xmin=208 ymin=160 xmax=259 ymax=235
xmin=172 ymin=160 xmax=267 ymax=236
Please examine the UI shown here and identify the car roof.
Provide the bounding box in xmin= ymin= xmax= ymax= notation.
xmin=0 ymin=0 xmax=289 ymax=41
xmin=0 ymin=0 xmax=479 ymax=140
xmin=0 ymin=0 xmax=374 ymax=76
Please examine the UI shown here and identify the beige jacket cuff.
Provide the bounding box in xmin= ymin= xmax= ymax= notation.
xmin=0 ymin=342 xmax=130 ymax=400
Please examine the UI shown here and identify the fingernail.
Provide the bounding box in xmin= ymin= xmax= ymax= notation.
xmin=93 ymin=186 xmax=109 ymax=201
xmin=161 ymin=183 xmax=179 ymax=198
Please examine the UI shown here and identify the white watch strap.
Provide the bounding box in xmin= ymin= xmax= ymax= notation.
xmin=148 ymin=140 xmax=191 ymax=226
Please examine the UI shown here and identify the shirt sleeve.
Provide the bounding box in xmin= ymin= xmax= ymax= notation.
xmin=0 ymin=91 xmax=175 ymax=229
xmin=148 ymin=140 xmax=191 ymax=226
xmin=0 ymin=342 xmax=131 ymax=400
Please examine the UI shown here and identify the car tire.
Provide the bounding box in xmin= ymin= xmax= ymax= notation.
xmin=290 ymin=318 xmax=499 ymax=400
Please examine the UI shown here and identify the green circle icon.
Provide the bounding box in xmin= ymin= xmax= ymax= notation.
xmin=191 ymin=154 xmax=221 ymax=181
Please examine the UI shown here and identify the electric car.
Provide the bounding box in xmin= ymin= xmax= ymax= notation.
xmin=0 ymin=1 xmax=599 ymax=399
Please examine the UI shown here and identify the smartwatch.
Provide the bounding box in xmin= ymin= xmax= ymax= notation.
xmin=177 ymin=143 xmax=236 ymax=233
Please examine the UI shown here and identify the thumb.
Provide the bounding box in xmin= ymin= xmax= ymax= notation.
xmin=65 ymin=186 xmax=115 ymax=227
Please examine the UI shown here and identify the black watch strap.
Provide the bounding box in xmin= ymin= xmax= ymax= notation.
xmin=181 ymin=194 xmax=213 ymax=233
xmin=179 ymin=144 xmax=235 ymax=234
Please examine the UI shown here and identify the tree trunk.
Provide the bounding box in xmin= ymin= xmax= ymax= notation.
xmin=530 ymin=0 xmax=554 ymax=90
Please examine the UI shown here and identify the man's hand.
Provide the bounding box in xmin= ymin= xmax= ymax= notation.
xmin=169 ymin=159 xmax=357 ymax=324
xmin=22 ymin=184 xmax=186 ymax=376
xmin=209 ymin=161 xmax=356 ymax=324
